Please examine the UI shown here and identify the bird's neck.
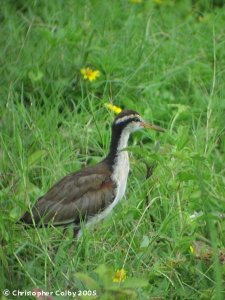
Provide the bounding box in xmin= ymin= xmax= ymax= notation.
xmin=105 ymin=127 xmax=130 ymax=167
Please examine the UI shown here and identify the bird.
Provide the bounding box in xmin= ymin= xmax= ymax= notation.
xmin=19 ymin=109 xmax=165 ymax=237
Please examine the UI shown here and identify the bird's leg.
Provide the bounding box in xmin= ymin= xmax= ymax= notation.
xmin=73 ymin=227 xmax=80 ymax=239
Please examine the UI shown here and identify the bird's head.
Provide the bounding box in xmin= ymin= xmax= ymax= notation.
xmin=113 ymin=109 xmax=165 ymax=134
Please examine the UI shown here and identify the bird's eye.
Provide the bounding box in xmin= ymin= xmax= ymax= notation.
xmin=134 ymin=117 xmax=140 ymax=122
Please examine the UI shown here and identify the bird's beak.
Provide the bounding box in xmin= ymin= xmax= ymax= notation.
xmin=142 ymin=122 xmax=165 ymax=132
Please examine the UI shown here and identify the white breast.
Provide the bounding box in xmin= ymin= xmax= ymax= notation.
xmin=111 ymin=150 xmax=129 ymax=203
xmin=83 ymin=151 xmax=129 ymax=232
xmin=105 ymin=127 xmax=131 ymax=211
xmin=80 ymin=128 xmax=131 ymax=236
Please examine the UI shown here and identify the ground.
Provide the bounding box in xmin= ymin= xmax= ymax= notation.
xmin=0 ymin=0 xmax=225 ymax=299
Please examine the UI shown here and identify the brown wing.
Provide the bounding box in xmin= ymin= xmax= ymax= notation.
xmin=20 ymin=163 xmax=116 ymax=226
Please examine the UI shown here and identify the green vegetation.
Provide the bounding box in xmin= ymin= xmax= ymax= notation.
xmin=0 ymin=0 xmax=225 ymax=299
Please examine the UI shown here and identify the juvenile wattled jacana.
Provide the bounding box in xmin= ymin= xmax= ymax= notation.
xmin=20 ymin=110 xmax=165 ymax=237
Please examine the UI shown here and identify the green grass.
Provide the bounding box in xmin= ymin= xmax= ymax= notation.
xmin=1 ymin=0 xmax=225 ymax=299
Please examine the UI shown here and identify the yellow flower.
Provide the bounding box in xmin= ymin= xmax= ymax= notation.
xmin=190 ymin=245 xmax=195 ymax=254
xmin=80 ymin=67 xmax=100 ymax=82
xmin=113 ymin=269 xmax=127 ymax=283
xmin=104 ymin=103 xmax=122 ymax=114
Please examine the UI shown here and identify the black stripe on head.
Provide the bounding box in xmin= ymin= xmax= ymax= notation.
xmin=115 ymin=109 xmax=139 ymax=121
xmin=114 ymin=109 xmax=140 ymax=127
xmin=115 ymin=117 xmax=140 ymax=128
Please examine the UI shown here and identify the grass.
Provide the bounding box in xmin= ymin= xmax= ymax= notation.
xmin=0 ymin=0 xmax=225 ymax=299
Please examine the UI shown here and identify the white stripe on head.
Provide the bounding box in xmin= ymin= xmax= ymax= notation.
xmin=115 ymin=114 xmax=140 ymax=124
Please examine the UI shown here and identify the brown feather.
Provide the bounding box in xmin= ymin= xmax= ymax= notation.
xmin=20 ymin=161 xmax=116 ymax=226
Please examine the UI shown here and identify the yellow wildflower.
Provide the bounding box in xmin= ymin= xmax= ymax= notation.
xmin=105 ymin=103 xmax=122 ymax=114
xmin=80 ymin=67 xmax=100 ymax=82
xmin=113 ymin=269 xmax=127 ymax=283
xmin=190 ymin=245 xmax=195 ymax=254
